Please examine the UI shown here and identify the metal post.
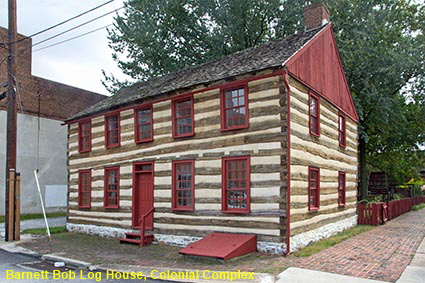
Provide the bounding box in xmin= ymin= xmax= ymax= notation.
xmin=7 ymin=170 xmax=15 ymax=240
xmin=5 ymin=0 xmax=18 ymax=242
xmin=14 ymin=172 xmax=20 ymax=240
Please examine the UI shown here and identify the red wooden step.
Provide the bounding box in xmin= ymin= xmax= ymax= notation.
xmin=125 ymin=232 xmax=142 ymax=239
xmin=119 ymin=234 xmax=154 ymax=246
xmin=179 ymin=233 xmax=257 ymax=260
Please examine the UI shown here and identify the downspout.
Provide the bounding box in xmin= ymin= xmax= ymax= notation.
xmin=282 ymin=70 xmax=291 ymax=255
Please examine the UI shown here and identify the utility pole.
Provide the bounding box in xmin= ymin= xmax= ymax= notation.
xmin=5 ymin=0 xmax=18 ymax=242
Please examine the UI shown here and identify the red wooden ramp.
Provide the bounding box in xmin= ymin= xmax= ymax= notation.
xmin=179 ymin=233 xmax=257 ymax=260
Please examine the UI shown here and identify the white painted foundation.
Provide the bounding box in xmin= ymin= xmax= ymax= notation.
xmin=67 ymin=214 xmax=357 ymax=255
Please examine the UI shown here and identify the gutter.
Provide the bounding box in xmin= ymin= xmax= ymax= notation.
xmin=282 ymin=70 xmax=291 ymax=255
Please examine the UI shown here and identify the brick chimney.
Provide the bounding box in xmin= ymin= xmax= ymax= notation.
xmin=304 ymin=3 xmax=330 ymax=31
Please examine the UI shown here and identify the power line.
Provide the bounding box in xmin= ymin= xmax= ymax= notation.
xmin=0 ymin=0 xmax=115 ymax=45
xmin=26 ymin=0 xmax=115 ymax=40
xmin=33 ymin=24 xmax=113 ymax=52
xmin=32 ymin=6 xmax=124 ymax=47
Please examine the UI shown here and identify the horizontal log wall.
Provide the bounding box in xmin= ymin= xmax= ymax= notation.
xmin=67 ymin=74 xmax=287 ymax=242
xmin=288 ymin=76 xmax=358 ymax=236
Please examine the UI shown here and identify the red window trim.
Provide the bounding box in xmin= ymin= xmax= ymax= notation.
xmin=222 ymin=156 xmax=251 ymax=214
xmin=220 ymin=84 xmax=249 ymax=131
xmin=171 ymin=94 xmax=194 ymax=138
xmin=338 ymin=112 xmax=346 ymax=147
xmin=104 ymin=166 xmax=120 ymax=209
xmin=78 ymin=119 xmax=92 ymax=153
xmin=105 ymin=112 xmax=121 ymax=148
xmin=309 ymin=92 xmax=320 ymax=137
xmin=78 ymin=169 xmax=91 ymax=208
xmin=308 ymin=166 xmax=320 ymax=211
xmin=172 ymin=160 xmax=195 ymax=211
xmin=338 ymin=171 xmax=346 ymax=207
xmin=134 ymin=104 xmax=153 ymax=143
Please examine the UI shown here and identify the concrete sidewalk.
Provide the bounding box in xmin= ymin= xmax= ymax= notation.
xmin=277 ymin=236 xmax=425 ymax=283
xmin=396 ymin=237 xmax=425 ymax=283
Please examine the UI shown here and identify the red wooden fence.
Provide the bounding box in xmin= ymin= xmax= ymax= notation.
xmin=358 ymin=196 xmax=425 ymax=226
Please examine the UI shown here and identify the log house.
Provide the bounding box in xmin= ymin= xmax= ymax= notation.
xmin=65 ymin=3 xmax=358 ymax=254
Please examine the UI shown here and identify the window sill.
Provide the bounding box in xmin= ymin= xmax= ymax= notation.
xmin=135 ymin=138 xmax=153 ymax=144
xmin=172 ymin=207 xmax=194 ymax=212
xmin=222 ymin=209 xmax=250 ymax=215
xmin=105 ymin=144 xmax=120 ymax=149
xmin=221 ymin=125 xmax=249 ymax=132
xmin=172 ymin=133 xmax=195 ymax=139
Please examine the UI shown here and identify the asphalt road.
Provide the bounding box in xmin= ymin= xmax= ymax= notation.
xmin=0 ymin=250 xmax=171 ymax=283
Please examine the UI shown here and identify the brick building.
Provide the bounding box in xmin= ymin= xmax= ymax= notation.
xmin=0 ymin=27 xmax=106 ymax=215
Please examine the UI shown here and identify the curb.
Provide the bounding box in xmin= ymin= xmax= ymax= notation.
xmin=92 ymin=264 xmax=275 ymax=283
xmin=41 ymin=254 xmax=91 ymax=270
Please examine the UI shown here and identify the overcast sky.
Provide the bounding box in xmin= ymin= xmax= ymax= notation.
xmin=0 ymin=0 xmax=129 ymax=95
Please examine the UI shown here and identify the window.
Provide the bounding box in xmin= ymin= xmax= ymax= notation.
xmin=105 ymin=113 xmax=120 ymax=148
xmin=338 ymin=113 xmax=346 ymax=147
xmin=338 ymin=172 xmax=346 ymax=207
xmin=78 ymin=120 xmax=91 ymax=153
xmin=78 ymin=170 xmax=91 ymax=208
xmin=222 ymin=156 xmax=250 ymax=213
xmin=135 ymin=106 xmax=153 ymax=143
xmin=221 ymin=85 xmax=249 ymax=130
xmin=172 ymin=95 xmax=194 ymax=138
xmin=172 ymin=160 xmax=195 ymax=211
xmin=309 ymin=93 xmax=320 ymax=136
xmin=308 ymin=167 xmax=320 ymax=210
xmin=104 ymin=167 xmax=120 ymax=208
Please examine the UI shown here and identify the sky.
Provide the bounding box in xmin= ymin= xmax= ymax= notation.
xmin=0 ymin=0 xmax=129 ymax=95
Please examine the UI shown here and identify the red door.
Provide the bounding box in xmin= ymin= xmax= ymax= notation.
xmin=133 ymin=163 xmax=154 ymax=230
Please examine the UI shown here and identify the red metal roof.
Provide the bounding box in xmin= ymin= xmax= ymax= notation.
xmin=178 ymin=233 xmax=257 ymax=260
xmin=286 ymin=25 xmax=358 ymax=121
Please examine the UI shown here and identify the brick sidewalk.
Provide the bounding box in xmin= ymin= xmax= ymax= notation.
xmin=295 ymin=209 xmax=425 ymax=282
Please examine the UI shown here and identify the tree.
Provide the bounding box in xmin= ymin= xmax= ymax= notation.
xmin=104 ymin=0 xmax=425 ymax=198
xmin=103 ymin=0 xmax=306 ymax=92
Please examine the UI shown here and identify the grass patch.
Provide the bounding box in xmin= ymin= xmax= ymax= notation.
xmin=0 ymin=212 xmax=66 ymax=223
xmin=293 ymin=225 xmax=374 ymax=257
xmin=22 ymin=226 xmax=67 ymax=235
xmin=412 ymin=203 xmax=425 ymax=210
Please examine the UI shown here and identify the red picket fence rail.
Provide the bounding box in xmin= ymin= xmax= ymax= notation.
xmin=358 ymin=196 xmax=425 ymax=226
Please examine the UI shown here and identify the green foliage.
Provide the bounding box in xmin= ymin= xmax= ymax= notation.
xmin=412 ymin=203 xmax=425 ymax=210
xmin=393 ymin=193 xmax=404 ymax=200
xmin=293 ymin=225 xmax=374 ymax=257
xmin=105 ymin=0 xmax=425 ymax=186
xmin=359 ymin=194 xmax=384 ymax=204
xmin=0 ymin=212 xmax=66 ymax=223
xmin=22 ymin=226 xmax=67 ymax=235
xmin=407 ymin=178 xmax=425 ymax=196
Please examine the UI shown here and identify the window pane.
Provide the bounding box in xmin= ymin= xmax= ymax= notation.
xmin=174 ymin=162 xmax=193 ymax=208
xmin=310 ymin=98 xmax=317 ymax=116
xmin=138 ymin=109 xmax=151 ymax=124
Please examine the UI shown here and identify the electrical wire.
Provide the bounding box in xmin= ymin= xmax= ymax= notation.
xmin=33 ymin=24 xmax=113 ymax=52
xmin=32 ymin=6 xmax=123 ymax=47
xmin=0 ymin=0 xmax=116 ymax=45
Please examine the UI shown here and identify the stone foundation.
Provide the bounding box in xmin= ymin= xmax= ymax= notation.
xmin=67 ymin=215 xmax=357 ymax=255
xmin=289 ymin=215 xmax=358 ymax=252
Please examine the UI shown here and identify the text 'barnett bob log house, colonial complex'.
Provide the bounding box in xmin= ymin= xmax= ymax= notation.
xmin=64 ymin=3 xmax=358 ymax=255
